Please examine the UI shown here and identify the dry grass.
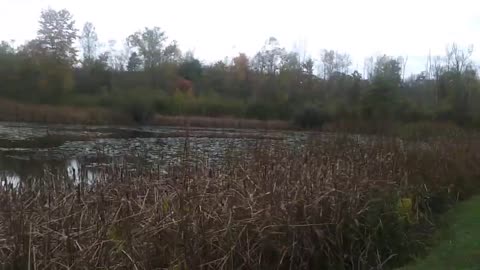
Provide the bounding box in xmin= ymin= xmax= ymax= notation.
xmin=322 ymin=119 xmax=393 ymax=134
xmin=152 ymin=115 xmax=291 ymax=130
xmin=0 ymin=98 xmax=292 ymax=130
xmin=322 ymin=120 xmax=471 ymax=140
xmin=0 ymin=98 xmax=131 ymax=125
xmin=1 ymin=135 xmax=480 ymax=269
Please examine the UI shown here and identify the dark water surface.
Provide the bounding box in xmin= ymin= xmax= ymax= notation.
xmin=0 ymin=122 xmax=306 ymax=186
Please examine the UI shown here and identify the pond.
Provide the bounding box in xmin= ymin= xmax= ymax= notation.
xmin=0 ymin=122 xmax=307 ymax=186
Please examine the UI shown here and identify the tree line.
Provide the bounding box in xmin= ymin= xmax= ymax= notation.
xmin=1 ymin=8 xmax=479 ymax=127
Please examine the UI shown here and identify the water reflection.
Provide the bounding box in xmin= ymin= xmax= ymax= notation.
xmin=67 ymin=159 xmax=80 ymax=180
xmin=67 ymin=159 xmax=97 ymax=185
xmin=0 ymin=152 xmax=102 ymax=186
xmin=0 ymin=123 xmax=308 ymax=186
xmin=0 ymin=171 xmax=20 ymax=188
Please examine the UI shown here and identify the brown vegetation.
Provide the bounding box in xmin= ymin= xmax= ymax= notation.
xmin=0 ymin=98 xmax=291 ymax=130
xmin=1 ymin=135 xmax=479 ymax=269
xmin=0 ymin=98 xmax=131 ymax=125
xmin=152 ymin=115 xmax=290 ymax=130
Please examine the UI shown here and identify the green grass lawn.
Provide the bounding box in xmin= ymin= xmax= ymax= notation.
xmin=401 ymin=196 xmax=480 ymax=270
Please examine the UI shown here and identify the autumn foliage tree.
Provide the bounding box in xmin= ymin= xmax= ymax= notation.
xmin=1 ymin=9 xmax=480 ymax=126
xmin=37 ymin=8 xmax=78 ymax=66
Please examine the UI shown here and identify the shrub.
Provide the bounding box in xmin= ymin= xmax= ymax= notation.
xmin=153 ymin=97 xmax=174 ymax=115
xmin=126 ymin=99 xmax=154 ymax=124
xmin=293 ymin=105 xmax=330 ymax=129
xmin=100 ymin=88 xmax=159 ymax=124
xmin=245 ymin=102 xmax=275 ymax=120
xmin=245 ymin=101 xmax=291 ymax=120
xmin=189 ymin=97 xmax=246 ymax=117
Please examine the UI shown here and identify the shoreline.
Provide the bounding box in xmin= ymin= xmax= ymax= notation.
xmin=0 ymin=98 xmax=291 ymax=130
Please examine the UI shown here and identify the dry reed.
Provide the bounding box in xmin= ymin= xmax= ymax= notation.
xmin=0 ymin=98 xmax=130 ymax=125
xmin=152 ymin=115 xmax=290 ymax=130
xmin=0 ymin=135 xmax=479 ymax=269
xmin=0 ymin=98 xmax=291 ymax=130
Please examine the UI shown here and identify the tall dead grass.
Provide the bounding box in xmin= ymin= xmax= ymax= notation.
xmin=0 ymin=135 xmax=479 ymax=269
xmin=0 ymin=98 xmax=292 ymax=129
xmin=152 ymin=115 xmax=290 ymax=130
xmin=0 ymin=98 xmax=131 ymax=125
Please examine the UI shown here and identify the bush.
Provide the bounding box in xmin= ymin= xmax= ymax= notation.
xmin=103 ymin=88 xmax=158 ymax=124
xmin=126 ymin=99 xmax=155 ymax=124
xmin=192 ymin=97 xmax=245 ymax=117
xmin=293 ymin=105 xmax=330 ymax=129
xmin=153 ymin=97 xmax=174 ymax=115
xmin=244 ymin=101 xmax=292 ymax=120
xmin=245 ymin=102 xmax=275 ymax=120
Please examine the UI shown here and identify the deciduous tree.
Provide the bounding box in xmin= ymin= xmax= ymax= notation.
xmin=80 ymin=22 xmax=98 ymax=66
xmin=37 ymin=8 xmax=78 ymax=66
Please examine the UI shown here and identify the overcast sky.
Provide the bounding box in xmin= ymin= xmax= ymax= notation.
xmin=2 ymin=0 xmax=480 ymax=74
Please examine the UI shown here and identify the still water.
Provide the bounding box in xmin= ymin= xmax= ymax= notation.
xmin=0 ymin=122 xmax=305 ymax=186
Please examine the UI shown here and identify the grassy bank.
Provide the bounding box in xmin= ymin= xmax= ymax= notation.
xmin=0 ymin=97 xmax=473 ymax=135
xmin=402 ymin=196 xmax=480 ymax=270
xmin=0 ymin=98 xmax=131 ymax=125
xmin=1 ymin=135 xmax=480 ymax=269
xmin=0 ymin=98 xmax=291 ymax=129
xmin=152 ymin=115 xmax=290 ymax=130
